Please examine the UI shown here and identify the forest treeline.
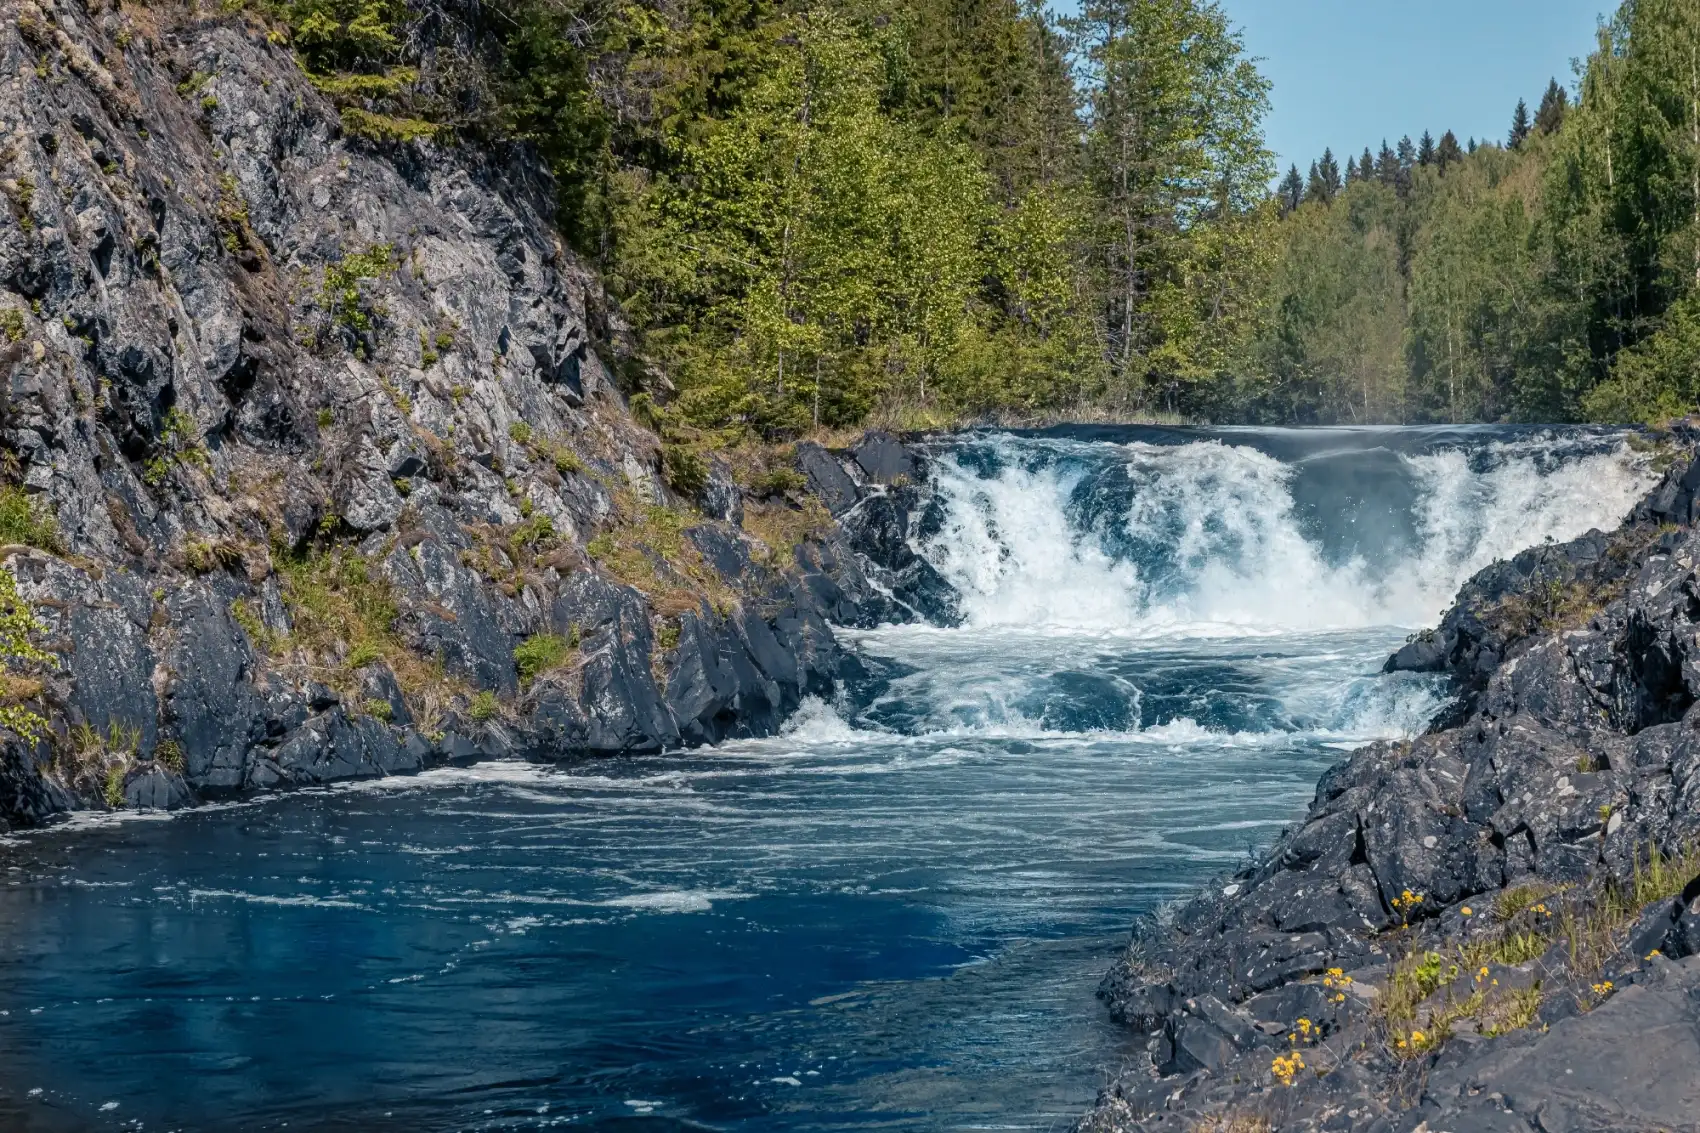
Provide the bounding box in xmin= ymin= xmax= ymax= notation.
xmin=278 ymin=0 xmax=1700 ymax=428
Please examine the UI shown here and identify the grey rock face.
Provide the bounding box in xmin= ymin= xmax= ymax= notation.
xmin=0 ymin=5 xmax=966 ymax=827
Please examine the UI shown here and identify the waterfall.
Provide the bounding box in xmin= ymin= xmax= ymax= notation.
xmin=914 ymin=428 xmax=1654 ymax=636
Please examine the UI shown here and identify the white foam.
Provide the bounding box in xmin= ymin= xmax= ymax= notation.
xmin=600 ymin=889 xmax=752 ymax=914
xmin=187 ymin=888 xmax=366 ymax=910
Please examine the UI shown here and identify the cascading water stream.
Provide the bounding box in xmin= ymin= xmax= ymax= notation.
xmin=0 ymin=427 xmax=1661 ymax=1132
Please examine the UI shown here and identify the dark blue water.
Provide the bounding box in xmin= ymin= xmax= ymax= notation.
xmin=0 ymin=429 xmax=1658 ymax=1132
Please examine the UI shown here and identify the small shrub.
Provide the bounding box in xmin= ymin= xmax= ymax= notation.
xmin=340 ymin=108 xmax=440 ymax=143
xmin=0 ymin=309 xmax=23 ymax=344
xmin=0 ymin=486 xmax=61 ymax=552
xmin=321 ymin=244 xmax=396 ymax=334
xmin=552 ymin=445 xmax=583 ymax=475
xmin=154 ymin=739 xmax=185 ymax=773
xmin=509 ymin=515 xmax=555 ymax=553
xmin=144 ymin=408 xmax=210 ymax=487
xmin=751 ymin=466 xmax=806 ymax=498
xmin=508 ymin=422 xmax=533 ymax=446
xmin=0 ymin=567 xmax=50 ymax=742
xmin=317 ymin=407 xmax=335 ymax=428
xmin=661 ymin=444 xmax=708 ymax=495
xmin=514 ymin=633 xmax=571 ymax=682
xmin=656 ymin=621 xmax=680 ymax=650
xmin=467 ymin=690 xmax=499 ymax=721
xmin=362 ymin=698 xmax=394 ymax=721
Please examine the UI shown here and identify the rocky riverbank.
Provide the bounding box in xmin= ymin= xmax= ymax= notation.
xmin=0 ymin=0 xmax=956 ymax=828
xmin=1077 ymin=440 xmax=1700 ymax=1132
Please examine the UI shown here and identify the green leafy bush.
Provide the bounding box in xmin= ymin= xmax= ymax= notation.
xmin=514 ymin=633 xmax=571 ymax=682
xmin=0 ymin=487 xmax=60 ymax=552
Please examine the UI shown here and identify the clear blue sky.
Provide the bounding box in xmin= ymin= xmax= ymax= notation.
xmin=1219 ymin=0 xmax=1610 ymax=173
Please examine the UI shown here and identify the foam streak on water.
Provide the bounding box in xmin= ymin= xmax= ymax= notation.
xmin=0 ymin=426 xmax=1657 ymax=1133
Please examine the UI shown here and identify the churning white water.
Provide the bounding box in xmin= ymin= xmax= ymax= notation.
xmin=920 ymin=432 xmax=1653 ymax=636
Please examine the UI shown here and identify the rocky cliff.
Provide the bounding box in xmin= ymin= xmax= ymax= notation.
xmin=1079 ymin=442 xmax=1700 ymax=1133
xmin=0 ymin=0 xmax=954 ymax=827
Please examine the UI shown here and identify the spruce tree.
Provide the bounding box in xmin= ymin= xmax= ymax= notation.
xmin=1305 ymin=159 xmax=1327 ymax=204
xmin=1395 ymin=135 xmax=1416 ymax=195
xmin=1319 ymin=148 xmax=1342 ymax=198
xmin=1278 ymin=163 xmax=1303 ymax=214
xmin=1467 ymin=136 xmax=1478 ymax=153
xmin=1509 ymin=98 xmax=1531 ymax=147
xmin=1376 ymin=139 xmax=1399 ymax=186
xmin=1535 ymin=78 xmax=1568 ymax=135
xmin=1436 ymin=129 xmax=1464 ymax=172
xmin=1418 ymin=130 xmax=1436 ymax=166
xmin=1359 ymin=148 xmax=1375 ymax=183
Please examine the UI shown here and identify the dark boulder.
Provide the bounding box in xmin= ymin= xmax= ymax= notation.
xmin=851 ymin=430 xmax=921 ymax=486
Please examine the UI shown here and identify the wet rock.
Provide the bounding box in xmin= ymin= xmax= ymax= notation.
xmin=123 ymin=764 xmax=194 ymax=810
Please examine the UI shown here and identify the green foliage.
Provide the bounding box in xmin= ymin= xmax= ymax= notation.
xmin=143 ymin=408 xmax=211 ymax=487
xmin=467 ymin=690 xmax=499 ymax=721
xmin=0 ymin=487 xmax=60 ymax=552
xmin=0 ymin=308 xmax=23 ymax=343
xmin=661 ymin=444 xmax=708 ymax=495
xmin=321 ymin=244 xmax=396 ymax=334
xmin=514 ymin=632 xmax=572 ymax=682
xmin=281 ymin=0 xmax=409 ymax=74
xmin=0 ymin=565 xmax=49 ymax=743
xmin=1232 ymin=0 xmax=1700 ymax=424
xmin=248 ymin=0 xmax=1700 ymax=426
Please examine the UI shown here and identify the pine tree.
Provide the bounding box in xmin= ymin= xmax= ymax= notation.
xmin=1467 ymin=136 xmax=1478 ymax=153
xmin=1535 ymin=78 xmax=1568 ymax=135
xmin=1359 ymin=148 xmax=1375 ymax=183
xmin=1343 ymin=152 xmax=1357 ymax=186
xmin=1418 ymin=130 xmax=1436 ymax=166
xmin=1509 ymin=98 xmax=1532 ymax=147
xmin=1305 ymin=159 xmax=1327 ymax=203
xmin=1278 ymin=163 xmax=1303 ymax=214
xmin=1436 ymin=129 xmax=1464 ymax=171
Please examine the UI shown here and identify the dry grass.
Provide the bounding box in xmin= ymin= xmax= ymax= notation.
xmin=586 ymin=499 xmax=737 ymax=618
xmin=272 ymin=543 xmax=465 ymax=725
xmin=1560 ymin=842 xmax=1700 ymax=976
xmin=1193 ymin=1118 xmax=1273 ymax=1133
xmin=741 ymin=497 xmax=833 ymax=568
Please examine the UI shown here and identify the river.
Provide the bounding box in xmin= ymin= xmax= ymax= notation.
xmin=0 ymin=426 xmax=1656 ymax=1131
